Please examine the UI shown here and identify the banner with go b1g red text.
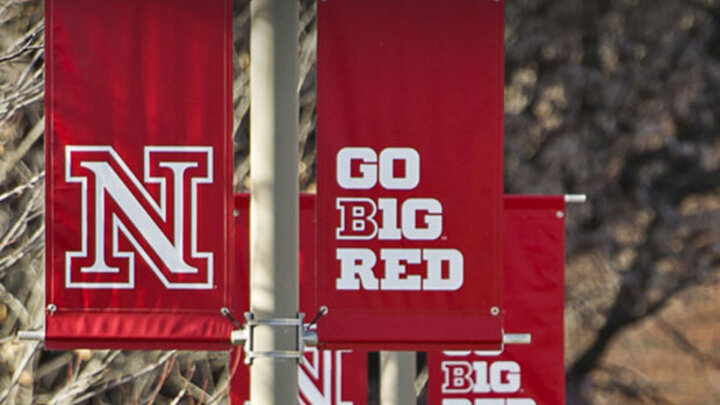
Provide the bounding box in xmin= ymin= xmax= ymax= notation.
xmin=428 ymin=196 xmax=566 ymax=405
xmin=44 ymin=0 xmax=234 ymax=350
xmin=317 ymin=0 xmax=505 ymax=349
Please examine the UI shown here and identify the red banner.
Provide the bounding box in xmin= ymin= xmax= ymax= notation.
xmin=231 ymin=347 xmax=366 ymax=405
xmin=45 ymin=0 xmax=234 ymax=349
xmin=427 ymin=196 xmax=566 ymax=405
xmin=231 ymin=194 xmax=367 ymax=404
xmin=316 ymin=0 xmax=505 ymax=349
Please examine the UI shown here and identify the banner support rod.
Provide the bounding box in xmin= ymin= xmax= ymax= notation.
xmin=17 ymin=331 xmax=44 ymax=341
xmin=565 ymin=194 xmax=587 ymax=203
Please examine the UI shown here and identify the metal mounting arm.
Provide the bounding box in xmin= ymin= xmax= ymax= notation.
xmin=230 ymin=312 xmax=319 ymax=365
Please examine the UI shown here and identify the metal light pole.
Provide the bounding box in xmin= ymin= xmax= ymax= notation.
xmin=249 ymin=0 xmax=299 ymax=403
xmin=381 ymin=351 xmax=416 ymax=405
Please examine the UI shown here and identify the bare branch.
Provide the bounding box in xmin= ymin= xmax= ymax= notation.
xmin=0 ymin=116 xmax=43 ymax=186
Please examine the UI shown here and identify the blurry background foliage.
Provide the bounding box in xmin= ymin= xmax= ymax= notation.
xmin=0 ymin=0 xmax=719 ymax=403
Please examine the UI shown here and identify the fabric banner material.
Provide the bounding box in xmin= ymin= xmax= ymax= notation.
xmin=231 ymin=194 xmax=367 ymax=404
xmin=427 ymin=196 xmax=566 ymax=405
xmin=45 ymin=0 xmax=234 ymax=349
xmin=316 ymin=0 xmax=505 ymax=349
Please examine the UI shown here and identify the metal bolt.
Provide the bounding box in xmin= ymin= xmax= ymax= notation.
xmin=490 ymin=306 xmax=500 ymax=316
xmin=556 ymin=210 xmax=565 ymax=219
xmin=47 ymin=304 xmax=57 ymax=314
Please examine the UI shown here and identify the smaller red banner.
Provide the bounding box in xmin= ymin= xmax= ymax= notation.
xmin=428 ymin=196 xmax=566 ymax=405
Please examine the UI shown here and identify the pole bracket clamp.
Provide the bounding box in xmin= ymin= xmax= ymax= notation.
xmin=237 ymin=312 xmax=318 ymax=365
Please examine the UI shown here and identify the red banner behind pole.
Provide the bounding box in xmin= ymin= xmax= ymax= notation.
xmin=231 ymin=194 xmax=367 ymax=404
xmin=45 ymin=0 xmax=234 ymax=350
xmin=427 ymin=196 xmax=566 ymax=405
xmin=316 ymin=0 xmax=505 ymax=349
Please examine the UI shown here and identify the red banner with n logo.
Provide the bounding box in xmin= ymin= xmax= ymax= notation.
xmin=45 ymin=0 xmax=234 ymax=349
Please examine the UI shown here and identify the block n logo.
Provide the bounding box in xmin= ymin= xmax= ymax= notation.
xmin=299 ymin=348 xmax=355 ymax=405
xmin=65 ymin=146 xmax=214 ymax=289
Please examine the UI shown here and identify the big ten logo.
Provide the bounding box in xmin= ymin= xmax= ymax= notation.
xmin=334 ymin=147 xmax=464 ymax=291
xmin=64 ymin=146 xmax=215 ymax=289
xmin=299 ymin=348 xmax=355 ymax=405
xmin=440 ymin=352 xmax=536 ymax=405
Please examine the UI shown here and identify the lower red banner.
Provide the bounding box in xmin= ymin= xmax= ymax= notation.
xmin=230 ymin=347 xmax=367 ymax=405
xmin=231 ymin=194 xmax=368 ymax=404
xmin=427 ymin=196 xmax=566 ymax=405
